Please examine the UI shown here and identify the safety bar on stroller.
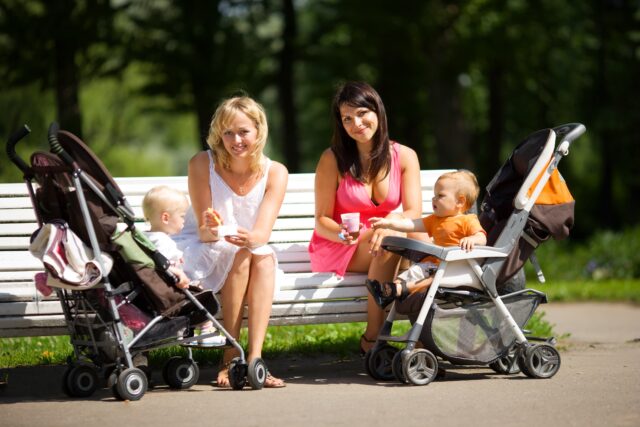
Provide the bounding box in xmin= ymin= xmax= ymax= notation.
xmin=381 ymin=236 xmax=508 ymax=264
xmin=6 ymin=124 xmax=32 ymax=176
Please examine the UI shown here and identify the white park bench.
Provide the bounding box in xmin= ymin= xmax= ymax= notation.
xmin=0 ymin=170 xmax=450 ymax=337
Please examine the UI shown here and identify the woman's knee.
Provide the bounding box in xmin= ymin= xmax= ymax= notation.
xmin=232 ymin=248 xmax=252 ymax=271
xmin=250 ymin=254 xmax=276 ymax=276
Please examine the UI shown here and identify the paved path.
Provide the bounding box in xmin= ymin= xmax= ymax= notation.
xmin=1 ymin=302 xmax=639 ymax=427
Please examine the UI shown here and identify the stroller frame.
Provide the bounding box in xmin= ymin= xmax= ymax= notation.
xmin=365 ymin=123 xmax=585 ymax=386
xmin=6 ymin=123 xmax=267 ymax=399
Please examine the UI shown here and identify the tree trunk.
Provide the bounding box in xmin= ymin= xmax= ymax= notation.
xmin=484 ymin=64 xmax=505 ymax=185
xmin=51 ymin=1 xmax=83 ymax=138
xmin=184 ymin=0 xmax=222 ymax=151
xmin=594 ymin=0 xmax=615 ymax=227
xmin=429 ymin=73 xmax=473 ymax=170
xmin=277 ymin=0 xmax=299 ymax=171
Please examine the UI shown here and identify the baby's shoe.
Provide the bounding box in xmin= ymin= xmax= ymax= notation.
xmin=198 ymin=327 xmax=226 ymax=347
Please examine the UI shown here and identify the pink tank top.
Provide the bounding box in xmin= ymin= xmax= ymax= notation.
xmin=308 ymin=143 xmax=402 ymax=276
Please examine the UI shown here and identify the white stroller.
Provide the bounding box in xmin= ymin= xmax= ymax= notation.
xmin=364 ymin=123 xmax=585 ymax=386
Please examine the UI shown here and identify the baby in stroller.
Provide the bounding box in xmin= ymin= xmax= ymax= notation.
xmin=363 ymin=123 xmax=585 ymax=386
xmin=142 ymin=185 xmax=226 ymax=346
xmin=366 ymin=170 xmax=486 ymax=307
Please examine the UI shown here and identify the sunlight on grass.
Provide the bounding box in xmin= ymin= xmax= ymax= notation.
xmin=3 ymin=277 xmax=638 ymax=369
xmin=536 ymin=279 xmax=640 ymax=303
xmin=1 ymin=313 xmax=558 ymax=369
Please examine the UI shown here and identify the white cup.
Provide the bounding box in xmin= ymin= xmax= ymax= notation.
xmin=218 ymin=224 xmax=238 ymax=237
xmin=340 ymin=212 xmax=360 ymax=236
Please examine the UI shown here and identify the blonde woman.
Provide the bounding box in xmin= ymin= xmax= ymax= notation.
xmin=175 ymin=96 xmax=288 ymax=388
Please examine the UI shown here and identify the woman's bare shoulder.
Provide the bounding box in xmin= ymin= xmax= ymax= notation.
xmin=395 ymin=143 xmax=418 ymax=159
xmin=395 ymin=143 xmax=420 ymax=169
xmin=316 ymin=148 xmax=338 ymax=171
xmin=268 ymin=160 xmax=289 ymax=180
xmin=189 ymin=151 xmax=209 ymax=176
xmin=189 ymin=150 xmax=210 ymax=169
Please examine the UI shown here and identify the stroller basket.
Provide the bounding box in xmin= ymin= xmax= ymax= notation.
xmin=421 ymin=291 xmax=544 ymax=364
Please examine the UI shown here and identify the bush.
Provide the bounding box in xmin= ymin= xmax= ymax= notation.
xmin=525 ymin=225 xmax=640 ymax=281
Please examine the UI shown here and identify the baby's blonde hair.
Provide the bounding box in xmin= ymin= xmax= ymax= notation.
xmin=437 ymin=170 xmax=480 ymax=212
xmin=142 ymin=186 xmax=189 ymax=222
xmin=206 ymin=96 xmax=268 ymax=174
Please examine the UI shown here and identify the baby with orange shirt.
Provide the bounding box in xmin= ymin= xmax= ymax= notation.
xmin=366 ymin=170 xmax=487 ymax=308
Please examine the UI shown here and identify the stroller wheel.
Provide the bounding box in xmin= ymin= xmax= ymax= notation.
xmin=392 ymin=350 xmax=408 ymax=383
xmin=114 ymin=367 xmax=148 ymax=401
xmin=163 ymin=357 xmax=200 ymax=389
xmin=247 ymin=358 xmax=267 ymax=390
xmin=402 ymin=349 xmax=438 ymax=386
xmin=228 ymin=357 xmax=247 ymax=390
xmin=489 ymin=349 xmax=521 ymax=375
xmin=520 ymin=343 xmax=561 ymax=379
xmin=63 ymin=364 xmax=99 ymax=398
xmin=367 ymin=345 xmax=398 ymax=381
xmin=363 ymin=349 xmax=374 ymax=378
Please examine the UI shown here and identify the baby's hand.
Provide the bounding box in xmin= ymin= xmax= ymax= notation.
xmin=460 ymin=237 xmax=475 ymax=252
xmin=170 ymin=267 xmax=190 ymax=289
xmin=368 ymin=217 xmax=388 ymax=229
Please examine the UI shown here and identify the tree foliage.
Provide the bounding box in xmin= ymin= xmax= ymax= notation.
xmin=0 ymin=0 xmax=638 ymax=238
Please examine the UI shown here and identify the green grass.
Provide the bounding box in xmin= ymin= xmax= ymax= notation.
xmin=1 ymin=335 xmax=72 ymax=368
xmin=0 ymin=312 xmax=557 ymax=369
xmin=2 ymin=277 xmax=639 ymax=369
xmin=535 ymin=279 xmax=640 ymax=303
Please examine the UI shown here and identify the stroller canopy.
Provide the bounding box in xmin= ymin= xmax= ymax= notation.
xmin=479 ymin=128 xmax=575 ymax=285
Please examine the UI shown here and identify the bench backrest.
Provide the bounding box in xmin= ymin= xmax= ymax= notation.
xmin=0 ymin=170 xmax=451 ymax=336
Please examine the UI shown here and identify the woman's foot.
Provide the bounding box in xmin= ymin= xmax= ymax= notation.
xmin=216 ymin=350 xmax=235 ymax=388
xmin=216 ymin=360 xmax=231 ymax=388
xmin=360 ymin=334 xmax=376 ymax=356
xmin=264 ymin=372 xmax=286 ymax=388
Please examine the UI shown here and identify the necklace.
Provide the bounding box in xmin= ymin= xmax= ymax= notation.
xmin=233 ymin=170 xmax=259 ymax=195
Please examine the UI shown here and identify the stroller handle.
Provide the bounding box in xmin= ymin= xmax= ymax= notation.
xmin=553 ymin=123 xmax=586 ymax=146
xmin=48 ymin=122 xmax=76 ymax=167
xmin=6 ymin=124 xmax=32 ymax=175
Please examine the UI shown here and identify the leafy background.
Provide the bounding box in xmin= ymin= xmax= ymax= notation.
xmin=1 ymin=0 xmax=639 ymax=240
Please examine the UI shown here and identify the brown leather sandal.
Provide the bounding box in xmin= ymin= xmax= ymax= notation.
xmin=264 ymin=372 xmax=286 ymax=388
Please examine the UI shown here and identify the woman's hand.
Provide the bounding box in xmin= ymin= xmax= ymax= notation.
xmin=198 ymin=208 xmax=223 ymax=242
xmin=368 ymin=227 xmax=399 ymax=256
xmin=224 ymin=226 xmax=255 ymax=249
xmin=338 ymin=223 xmax=359 ymax=245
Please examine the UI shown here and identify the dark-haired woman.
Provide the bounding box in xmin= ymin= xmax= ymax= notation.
xmin=308 ymin=81 xmax=423 ymax=354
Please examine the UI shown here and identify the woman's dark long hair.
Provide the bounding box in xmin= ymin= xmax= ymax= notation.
xmin=330 ymin=81 xmax=391 ymax=183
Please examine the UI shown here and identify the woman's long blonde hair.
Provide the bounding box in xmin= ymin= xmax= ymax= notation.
xmin=206 ymin=96 xmax=268 ymax=173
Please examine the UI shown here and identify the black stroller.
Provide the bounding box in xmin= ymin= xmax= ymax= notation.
xmin=6 ymin=123 xmax=268 ymax=399
xmin=364 ymin=123 xmax=584 ymax=385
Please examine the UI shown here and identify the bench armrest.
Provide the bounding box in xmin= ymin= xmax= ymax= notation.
xmin=381 ymin=236 xmax=508 ymax=263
